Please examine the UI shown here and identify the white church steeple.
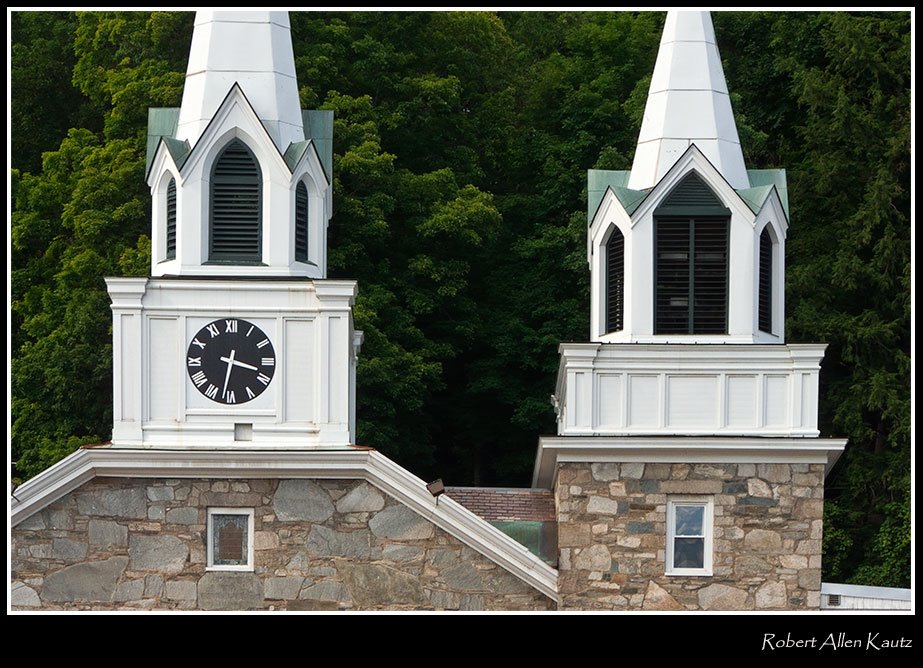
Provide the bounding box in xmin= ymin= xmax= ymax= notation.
xmin=628 ymin=11 xmax=749 ymax=190
xmin=177 ymin=11 xmax=305 ymax=151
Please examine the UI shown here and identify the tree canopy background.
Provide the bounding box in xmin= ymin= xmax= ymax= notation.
xmin=9 ymin=11 xmax=911 ymax=587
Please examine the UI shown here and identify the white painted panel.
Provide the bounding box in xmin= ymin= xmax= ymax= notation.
xmin=149 ymin=317 xmax=180 ymax=421
xmin=576 ymin=372 xmax=591 ymax=429
xmin=629 ymin=375 xmax=659 ymax=427
xmin=765 ymin=375 xmax=789 ymax=426
xmin=726 ymin=375 xmax=757 ymax=428
xmin=801 ymin=372 xmax=818 ymax=429
xmin=597 ymin=374 xmax=622 ymax=428
xmin=328 ymin=316 xmax=346 ymax=424
xmin=121 ymin=314 xmax=137 ymax=421
xmin=284 ymin=319 xmax=314 ymax=422
xmin=667 ymin=376 xmax=717 ymax=427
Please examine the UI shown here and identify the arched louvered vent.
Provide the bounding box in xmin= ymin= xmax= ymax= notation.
xmin=759 ymin=226 xmax=773 ymax=333
xmin=663 ymin=172 xmax=724 ymax=209
xmin=295 ymin=181 xmax=308 ymax=263
xmin=655 ymin=217 xmax=728 ymax=334
xmin=166 ymin=177 xmax=177 ymax=260
xmin=209 ymin=139 xmax=262 ymax=262
xmin=606 ymin=228 xmax=624 ymax=333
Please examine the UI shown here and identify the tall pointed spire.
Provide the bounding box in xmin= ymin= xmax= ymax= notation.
xmin=627 ymin=11 xmax=748 ymax=191
xmin=176 ymin=11 xmax=304 ymax=151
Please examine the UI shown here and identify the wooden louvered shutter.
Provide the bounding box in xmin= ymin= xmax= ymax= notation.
xmin=654 ymin=172 xmax=730 ymax=335
xmin=295 ymin=181 xmax=308 ymax=262
xmin=166 ymin=177 xmax=176 ymax=260
xmin=758 ymin=227 xmax=772 ymax=333
xmin=209 ymin=139 xmax=262 ymax=262
xmin=606 ymin=228 xmax=624 ymax=333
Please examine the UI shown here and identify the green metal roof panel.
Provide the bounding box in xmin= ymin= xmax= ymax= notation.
xmin=747 ymin=168 xmax=789 ymax=217
xmin=146 ymin=108 xmax=181 ymax=176
xmin=283 ymin=140 xmax=311 ymax=172
xmin=736 ymin=184 xmax=775 ymax=215
xmin=303 ymin=109 xmax=334 ymax=180
xmin=587 ymin=170 xmax=646 ymax=223
xmin=161 ymin=137 xmax=190 ymax=170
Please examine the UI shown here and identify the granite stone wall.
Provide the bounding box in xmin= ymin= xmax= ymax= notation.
xmin=11 ymin=477 xmax=554 ymax=610
xmin=555 ymin=462 xmax=825 ymax=610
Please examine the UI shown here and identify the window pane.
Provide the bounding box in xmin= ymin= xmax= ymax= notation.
xmin=213 ymin=514 xmax=248 ymax=565
xmin=673 ymin=538 xmax=705 ymax=569
xmin=675 ymin=505 xmax=704 ymax=536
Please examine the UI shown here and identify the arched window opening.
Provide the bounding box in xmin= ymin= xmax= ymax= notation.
xmin=166 ymin=177 xmax=177 ymax=261
xmin=209 ymin=139 xmax=262 ymax=262
xmin=606 ymin=228 xmax=624 ymax=333
xmin=758 ymin=226 xmax=773 ymax=333
xmin=295 ymin=181 xmax=309 ymax=263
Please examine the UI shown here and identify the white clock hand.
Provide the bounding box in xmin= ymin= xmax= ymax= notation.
xmin=222 ymin=349 xmax=236 ymax=399
xmin=220 ymin=356 xmax=259 ymax=372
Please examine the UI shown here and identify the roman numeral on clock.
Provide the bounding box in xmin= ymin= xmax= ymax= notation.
xmin=206 ymin=323 xmax=220 ymax=338
xmin=191 ymin=371 xmax=207 ymax=387
xmin=257 ymin=373 xmax=271 ymax=386
xmin=205 ymin=384 xmax=219 ymax=399
xmin=226 ymin=390 xmax=236 ymax=404
xmin=191 ymin=338 xmax=206 ymax=350
xmin=257 ymin=338 xmax=270 ymax=349
xmin=225 ymin=319 xmax=237 ymax=333
xmin=187 ymin=357 xmax=202 ymax=367
xmin=246 ymin=387 xmax=255 ymax=399
xmin=262 ymin=357 xmax=275 ymax=367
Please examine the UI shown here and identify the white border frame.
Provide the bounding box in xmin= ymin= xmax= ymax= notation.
xmin=206 ymin=507 xmax=255 ymax=572
xmin=665 ymin=496 xmax=713 ymax=576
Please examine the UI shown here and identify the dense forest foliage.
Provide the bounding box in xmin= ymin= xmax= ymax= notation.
xmin=10 ymin=11 xmax=910 ymax=587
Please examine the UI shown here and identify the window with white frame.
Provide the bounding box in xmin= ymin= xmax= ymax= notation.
xmin=207 ymin=508 xmax=254 ymax=571
xmin=666 ymin=497 xmax=713 ymax=575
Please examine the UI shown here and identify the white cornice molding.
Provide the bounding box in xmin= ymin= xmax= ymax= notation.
xmin=532 ymin=436 xmax=847 ymax=489
xmin=11 ymin=447 xmax=558 ymax=602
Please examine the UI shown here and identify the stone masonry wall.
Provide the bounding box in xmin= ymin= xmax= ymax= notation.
xmin=556 ymin=462 xmax=825 ymax=610
xmin=11 ymin=477 xmax=554 ymax=610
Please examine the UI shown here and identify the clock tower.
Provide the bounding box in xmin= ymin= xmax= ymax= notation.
xmin=106 ymin=11 xmax=362 ymax=449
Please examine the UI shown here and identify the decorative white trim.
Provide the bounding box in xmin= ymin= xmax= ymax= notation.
xmin=10 ymin=447 xmax=558 ymax=602
xmin=532 ymin=435 xmax=847 ymax=488
xmin=207 ymin=507 xmax=255 ymax=571
xmin=820 ymin=582 xmax=912 ymax=602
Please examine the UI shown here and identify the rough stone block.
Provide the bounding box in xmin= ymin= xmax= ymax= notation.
xmin=744 ymin=529 xmax=782 ymax=551
xmin=165 ymin=507 xmax=200 ymax=525
xmin=574 ymin=544 xmax=611 ymax=572
xmin=306 ymin=525 xmax=371 ymax=558
xmin=794 ymin=498 xmax=823 ymax=520
xmin=165 ymin=579 xmax=198 ymax=601
xmin=558 ymin=523 xmax=591 ymax=548
xmin=441 ymin=562 xmax=484 ymax=591
xmin=798 ymin=568 xmax=821 ymax=591
xmin=383 ymin=545 xmax=424 ymax=562
xmin=642 ymin=580 xmax=684 ymax=610
xmin=337 ymin=560 xmax=425 ymax=607
xmin=795 ymin=540 xmax=822 ymax=555
xmin=42 ymin=556 xmax=129 ymax=602
xmin=46 ymin=509 xmax=74 ymax=530
xmin=757 ymin=464 xmax=791 ymax=483
xmin=660 ymin=480 xmax=723 ymax=494
xmin=627 ymin=522 xmax=654 ymax=534
xmin=264 ymin=576 xmax=303 ymax=600
xmin=643 ymin=464 xmax=672 ymax=480
xmin=76 ymin=487 xmax=147 ymax=519
xmin=299 ymin=580 xmax=351 ymax=604
xmin=336 ymin=482 xmax=385 ymax=513
xmin=590 ymin=462 xmax=619 ymax=482
xmin=621 ymin=463 xmax=645 ymax=479
xmin=698 ymin=583 xmax=748 ymax=610
xmin=89 ymin=520 xmax=128 ymax=548
xmin=254 ymin=531 xmax=280 ymax=550
xmin=113 ymin=578 xmax=145 ymax=602
xmin=723 ymin=481 xmax=747 ymax=494
xmin=272 ymin=480 xmax=335 ymax=522
xmin=11 ymin=582 xmax=41 ymax=607
xmin=734 ymin=555 xmax=770 ymax=576
xmin=586 ymin=496 xmax=620 ymax=515
xmin=197 ymin=572 xmax=263 ymax=610
xmin=747 ymin=478 xmax=773 ymax=498
xmin=755 ymin=581 xmax=787 ymax=609
xmin=148 ymin=507 xmax=165 ymax=521
xmin=146 ymin=486 xmax=174 ymax=501
xmin=428 ymin=588 xmax=459 ymax=610
xmin=53 ymin=538 xmax=88 ymax=562
xmin=18 ymin=515 xmax=46 ymax=531
xmin=737 ymin=464 xmax=756 ymax=477
xmin=144 ymin=575 xmax=164 ymax=597
xmin=129 ymin=535 xmax=188 ymax=575
xmin=369 ymin=505 xmax=434 ymax=541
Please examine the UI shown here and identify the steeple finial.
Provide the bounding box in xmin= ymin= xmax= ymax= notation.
xmin=176 ymin=11 xmax=305 ymax=151
xmin=627 ymin=11 xmax=748 ymax=190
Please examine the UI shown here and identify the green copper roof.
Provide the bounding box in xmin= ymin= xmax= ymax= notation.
xmin=587 ymin=170 xmax=648 ymax=223
xmin=146 ymin=108 xmax=181 ymax=176
xmin=303 ymin=110 xmax=333 ymax=180
xmin=746 ymin=168 xmax=789 ymax=218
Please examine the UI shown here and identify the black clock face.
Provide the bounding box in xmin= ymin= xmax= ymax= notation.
xmin=186 ymin=318 xmax=276 ymax=405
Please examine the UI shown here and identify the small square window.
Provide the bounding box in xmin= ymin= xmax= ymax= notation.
xmin=207 ymin=508 xmax=254 ymax=571
xmin=666 ymin=497 xmax=713 ymax=576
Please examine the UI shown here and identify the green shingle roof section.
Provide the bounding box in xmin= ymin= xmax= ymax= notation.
xmin=746 ymin=168 xmax=789 ymax=217
xmin=146 ymin=108 xmax=181 ymax=176
xmin=587 ymin=169 xmax=648 ymax=224
xmin=303 ymin=110 xmax=333 ymax=181
xmin=161 ymin=137 xmax=190 ymax=170
xmin=283 ymin=140 xmax=311 ymax=172
xmin=736 ymin=184 xmax=775 ymax=216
